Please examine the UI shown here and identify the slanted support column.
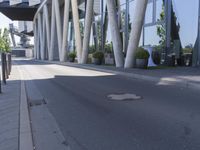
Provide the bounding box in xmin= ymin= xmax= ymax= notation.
xmin=54 ymin=0 xmax=62 ymax=61
xmin=38 ymin=12 xmax=45 ymax=60
xmin=124 ymin=0 xmax=148 ymax=68
xmin=49 ymin=3 xmax=56 ymax=61
xmin=33 ymin=22 xmax=37 ymax=59
xmin=71 ymin=0 xmax=82 ymax=63
xmin=61 ymin=0 xmax=70 ymax=62
xmin=36 ymin=19 xmax=40 ymax=59
xmin=44 ymin=4 xmax=50 ymax=59
xmin=81 ymin=0 xmax=94 ymax=64
xmin=107 ymin=0 xmax=124 ymax=67
xmin=42 ymin=10 xmax=47 ymax=59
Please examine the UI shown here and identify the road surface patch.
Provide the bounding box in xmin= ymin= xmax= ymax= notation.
xmin=108 ymin=93 xmax=142 ymax=101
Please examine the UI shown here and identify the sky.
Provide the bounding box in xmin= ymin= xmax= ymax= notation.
xmin=0 ymin=12 xmax=20 ymax=45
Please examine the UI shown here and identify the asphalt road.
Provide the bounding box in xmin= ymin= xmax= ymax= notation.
xmin=18 ymin=59 xmax=200 ymax=150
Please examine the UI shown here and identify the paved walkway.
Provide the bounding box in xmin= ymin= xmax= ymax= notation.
xmin=0 ymin=65 xmax=21 ymax=150
xmin=0 ymin=64 xmax=33 ymax=150
xmin=36 ymin=60 xmax=200 ymax=90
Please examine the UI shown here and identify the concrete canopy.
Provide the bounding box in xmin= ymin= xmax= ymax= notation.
xmin=0 ymin=1 xmax=38 ymax=21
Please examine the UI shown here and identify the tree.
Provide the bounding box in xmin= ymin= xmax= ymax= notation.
xmin=0 ymin=28 xmax=11 ymax=52
xmin=157 ymin=5 xmax=166 ymax=47
xmin=157 ymin=2 xmax=181 ymax=48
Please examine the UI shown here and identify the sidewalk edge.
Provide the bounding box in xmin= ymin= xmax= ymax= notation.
xmin=18 ymin=67 xmax=34 ymax=150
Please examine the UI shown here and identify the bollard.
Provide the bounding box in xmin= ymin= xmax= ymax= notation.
xmin=8 ymin=53 xmax=12 ymax=75
xmin=5 ymin=54 xmax=8 ymax=79
xmin=6 ymin=53 xmax=11 ymax=76
xmin=1 ymin=53 xmax=6 ymax=84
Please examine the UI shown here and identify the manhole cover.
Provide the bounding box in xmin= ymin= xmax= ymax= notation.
xmin=29 ymin=98 xmax=47 ymax=107
xmin=108 ymin=93 xmax=142 ymax=101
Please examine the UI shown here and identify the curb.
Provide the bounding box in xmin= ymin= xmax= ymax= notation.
xmin=35 ymin=60 xmax=200 ymax=90
xmin=18 ymin=67 xmax=34 ymax=150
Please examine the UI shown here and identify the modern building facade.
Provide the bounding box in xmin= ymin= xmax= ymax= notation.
xmin=1 ymin=0 xmax=200 ymax=68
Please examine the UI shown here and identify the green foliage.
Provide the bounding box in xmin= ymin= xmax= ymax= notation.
xmin=182 ymin=48 xmax=192 ymax=54
xmin=0 ymin=28 xmax=11 ymax=52
xmin=89 ymin=45 xmax=96 ymax=54
xmin=157 ymin=5 xmax=166 ymax=47
xmin=79 ymin=21 xmax=84 ymax=37
xmin=135 ymin=47 xmax=150 ymax=59
xmin=92 ymin=51 xmax=104 ymax=60
xmin=121 ymin=10 xmax=132 ymax=32
xmin=68 ymin=51 xmax=76 ymax=59
xmin=104 ymin=43 xmax=113 ymax=53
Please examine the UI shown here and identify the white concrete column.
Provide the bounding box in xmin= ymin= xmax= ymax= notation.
xmin=107 ymin=0 xmax=124 ymax=67
xmin=124 ymin=0 xmax=148 ymax=68
xmin=71 ymin=0 xmax=82 ymax=63
xmin=38 ymin=13 xmax=44 ymax=60
xmin=44 ymin=4 xmax=50 ymax=59
xmin=61 ymin=0 xmax=70 ymax=62
xmin=81 ymin=0 xmax=94 ymax=64
xmin=36 ymin=19 xmax=40 ymax=59
xmin=33 ymin=22 xmax=37 ymax=59
xmin=49 ymin=2 xmax=56 ymax=61
xmin=54 ymin=0 xmax=63 ymax=61
xmin=42 ymin=9 xmax=46 ymax=59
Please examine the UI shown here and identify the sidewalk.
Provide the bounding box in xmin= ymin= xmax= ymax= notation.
xmin=37 ymin=60 xmax=200 ymax=90
xmin=0 ymin=64 xmax=33 ymax=150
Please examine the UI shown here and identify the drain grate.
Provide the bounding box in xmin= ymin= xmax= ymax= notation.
xmin=29 ymin=98 xmax=47 ymax=107
xmin=108 ymin=93 xmax=142 ymax=101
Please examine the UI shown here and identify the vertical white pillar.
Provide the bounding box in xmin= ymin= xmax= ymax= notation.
xmin=71 ymin=0 xmax=82 ymax=63
xmin=54 ymin=0 xmax=63 ymax=61
xmin=81 ymin=0 xmax=94 ymax=64
xmin=124 ymin=0 xmax=148 ymax=68
xmin=107 ymin=0 xmax=124 ymax=67
xmin=44 ymin=4 xmax=50 ymax=59
xmin=61 ymin=0 xmax=70 ymax=62
xmin=49 ymin=2 xmax=56 ymax=61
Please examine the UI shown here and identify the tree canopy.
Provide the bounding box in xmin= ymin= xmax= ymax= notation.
xmin=0 ymin=28 xmax=11 ymax=53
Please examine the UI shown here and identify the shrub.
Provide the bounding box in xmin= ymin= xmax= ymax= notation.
xmin=182 ymin=48 xmax=192 ymax=54
xmin=104 ymin=43 xmax=113 ymax=53
xmin=68 ymin=52 xmax=76 ymax=59
xmin=92 ymin=51 xmax=104 ymax=60
xmin=135 ymin=47 xmax=150 ymax=59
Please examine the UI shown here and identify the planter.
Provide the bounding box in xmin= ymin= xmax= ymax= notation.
xmin=92 ymin=58 xmax=102 ymax=65
xmin=136 ymin=59 xmax=148 ymax=69
xmin=104 ymin=53 xmax=114 ymax=65
xmin=69 ymin=57 xmax=75 ymax=62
